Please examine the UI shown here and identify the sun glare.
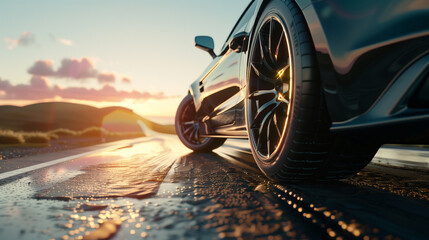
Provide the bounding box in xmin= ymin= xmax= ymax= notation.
xmin=102 ymin=109 xmax=144 ymax=133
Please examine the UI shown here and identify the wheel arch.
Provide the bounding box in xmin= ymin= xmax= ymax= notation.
xmin=188 ymin=79 xmax=203 ymax=112
xmin=251 ymin=0 xmax=321 ymax=52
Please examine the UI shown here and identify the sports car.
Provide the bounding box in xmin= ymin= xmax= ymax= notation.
xmin=175 ymin=0 xmax=429 ymax=181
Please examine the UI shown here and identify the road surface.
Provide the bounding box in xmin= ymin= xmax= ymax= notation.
xmin=0 ymin=134 xmax=428 ymax=240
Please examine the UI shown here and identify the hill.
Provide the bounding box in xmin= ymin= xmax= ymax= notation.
xmin=0 ymin=102 xmax=175 ymax=134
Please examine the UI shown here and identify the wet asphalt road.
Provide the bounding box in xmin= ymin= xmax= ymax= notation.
xmin=0 ymin=134 xmax=428 ymax=240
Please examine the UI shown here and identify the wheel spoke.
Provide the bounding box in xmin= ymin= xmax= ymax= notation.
xmin=188 ymin=128 xmax=193 ymax=139
xmin=261 ymin=47 xmax=277 ymax=73
xmin=258 ymin=31 xmax=277 ymax=72
xmin=268 ymin=19 xmax=273 ymax=58
xmin=256 ymin=116 xmax=268 ymax=152
xmin=184 ymin=126 xmax=193 ymax=137
xmin=267 ymin=19 xmax=278 ymax=69
xmin=251 ymin=99 xmax=277 ymax=128
xmin=275 ymin=29 xmax=284 ymax=61
xmin=251 ymin=62 xmax=277 ymax=85
xmin=283 ymin=83 xmax=290 ymax=94
xmin=258 ymin=34 xmax=265 ymax=61
xmin=273 ymin=113 xmax=282 ymax=137
xmin=258 ymin=107 xmax=277 ymax=156
xmin=249 ymin=89 xmax=277 ymax=99
xmin=256 ymin=129 xmax=262 ymax=151
xmin=251 ymin=61 xmax=275 ymax=77
xmin=183 ymin=121 xmax=194 ymax=126
xmin=266 ymin=118 xmax=271 ymax=156
xmin=278 ymin=64 xmax=290 ymax=77
xmin=280 ymin=97 xmax=289 ymax=104
xmin=193 ymin=128 xmax=199 ymax=141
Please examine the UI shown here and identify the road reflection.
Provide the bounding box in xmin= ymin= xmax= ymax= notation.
xmin=34 ymin=138 xmax=177 ymax=200
xmin=152 ymin=151 xmax=324 ymax=239
xmin=0 ymin=137 xmax=428 ymax=240
xmin=167 ymin=150 xmax=429 ymax=240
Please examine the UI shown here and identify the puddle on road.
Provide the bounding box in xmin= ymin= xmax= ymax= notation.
xmin=34 ymin=139 xmax=177 ymax=200
xmin=0 ymin=138 xmax=188 ymax=240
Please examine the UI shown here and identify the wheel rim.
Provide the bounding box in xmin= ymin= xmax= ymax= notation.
xmin=248 ymin=16 xmax=293 ymax=160
xmin=179 ymin=99 xmax=208 ymax=145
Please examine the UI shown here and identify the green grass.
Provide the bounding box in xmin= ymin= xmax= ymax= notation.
xmin=0 ymin=127 xmax=145 ymax=146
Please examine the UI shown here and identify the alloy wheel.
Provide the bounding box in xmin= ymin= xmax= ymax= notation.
xmin=178 ymin=100 xmax=208 ymax=145
xmin=248 ymin=16 xmax=293 ymax=160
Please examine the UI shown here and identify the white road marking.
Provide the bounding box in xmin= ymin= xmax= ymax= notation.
xmin=0 ymin=138 xmax=147 ymax=181
xmin=0 ymin=149 xmax=101 ymax=181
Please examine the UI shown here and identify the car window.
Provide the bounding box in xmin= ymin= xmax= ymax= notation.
xmin=220 ymin=0 xmax=257 ymax=53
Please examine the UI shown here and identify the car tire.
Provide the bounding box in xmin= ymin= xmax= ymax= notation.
xmin=246 ymin=0 xmax=380 ymax=181
xmin=175 ymin=94 xmax=226 ymax=152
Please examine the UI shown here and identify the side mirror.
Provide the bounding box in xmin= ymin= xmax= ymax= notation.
xmin=229 ymin=31 xmax=249 ymax=53
xmin=195 ymin=36 xmax=216 ymax=59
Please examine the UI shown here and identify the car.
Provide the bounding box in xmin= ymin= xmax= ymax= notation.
xmin=175 ymin=0 xmax=429 ymax=181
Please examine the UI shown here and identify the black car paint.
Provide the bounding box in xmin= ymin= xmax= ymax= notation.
xmin=188 ymin=0 xmax=429 ymax=141
xmin=303 ymin=0 xmax=429 ymax=123
xmin=189 ymin=0 xmax=260 ymax=138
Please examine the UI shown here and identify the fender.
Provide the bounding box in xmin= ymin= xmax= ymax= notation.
xmin=299 ymin=0 xmax=429 ymax=122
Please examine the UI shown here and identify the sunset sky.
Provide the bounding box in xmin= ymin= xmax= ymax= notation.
xmin=0 ymin=0 xmax=250 ymax=117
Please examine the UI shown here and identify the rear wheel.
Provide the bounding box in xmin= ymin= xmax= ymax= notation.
xmin=246 ymin=0 xmax=380 ymax=181
xmin=175 ymin=94 xmax=226 ymax=152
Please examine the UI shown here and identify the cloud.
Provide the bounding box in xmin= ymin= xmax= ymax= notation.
xmin=27 ymin=60 xmax=55 ymax=76
xmin=56 ymin=57 xmax=98 ymax=79
xmin=27 ymin=57 xmax=105 ymax=81
xmin=4 ymin=32 xmax=36 ymax=50
xmin=27 ymin=58 xmax=131 ymax=87
xmin=0 ymin=77 xmax=166 ymax=102
xmin=49 ymin=34 xmax=73 ymax=46
xmin=98 ymin=72 xmax=116 ymax=84
xmin=28 ymin=57 xmax=98 ymax=79
xmin=30 ymin=76 xmax=50 ymax=88
xmin=121 ymin=77 xmax=131 ymax=83
xmin=0 ymin=76 xmax=55 ymax=100
xmin=56 ymin=37 xmax=73 ymax=46
xmin=59 ymin=84 xmax=165 ymax=102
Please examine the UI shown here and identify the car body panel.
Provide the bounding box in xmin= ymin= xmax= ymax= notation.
xmin=301 ymin=0 xmax=429 ymax=123
xmin=189 ymin=0 xmax=261 ymax=136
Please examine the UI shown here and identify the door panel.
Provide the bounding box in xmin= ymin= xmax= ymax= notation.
xmin=198 ymin=1 xmax=258 ymax=127
xmin=200 ymin=49 xmax=241 ymax=112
